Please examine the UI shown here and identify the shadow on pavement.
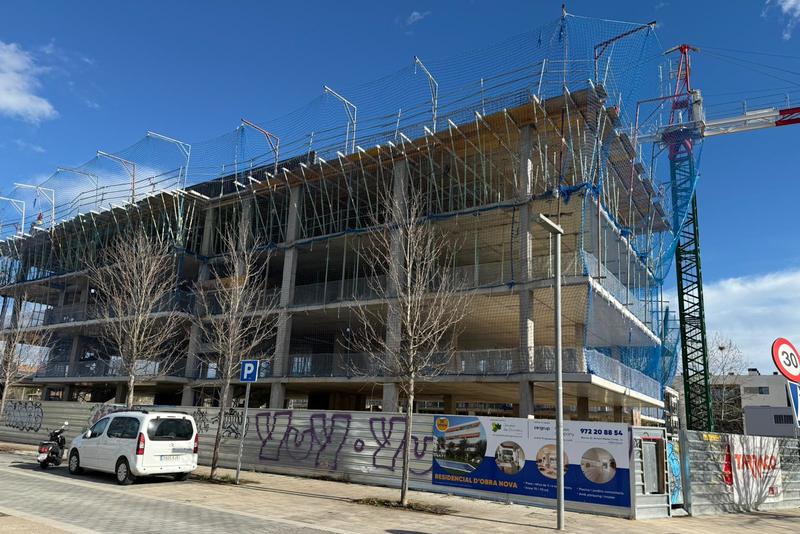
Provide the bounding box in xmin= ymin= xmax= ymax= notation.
xmin=5 ymin=458 xmax=183 ymax=487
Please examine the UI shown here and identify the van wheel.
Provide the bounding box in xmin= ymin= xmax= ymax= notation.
xmin=173 ymin=472 xmax=189 ymax=481
xmin=68 ymin=450 xmax=83 ymax=475
xmin=115 ymin=458 xmax=135 ymax=485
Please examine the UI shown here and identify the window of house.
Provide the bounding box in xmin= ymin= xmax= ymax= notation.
xmin=744 ymin=386 xmax=770 ymax=395
xmin=774 ymin=414 xmax=794 ymax=425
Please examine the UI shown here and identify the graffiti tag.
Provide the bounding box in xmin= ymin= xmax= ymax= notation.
xmin=255 ymin=411 xmax=433 ymax=475
xmin=3 ymin=400 xmax=44 ymax=432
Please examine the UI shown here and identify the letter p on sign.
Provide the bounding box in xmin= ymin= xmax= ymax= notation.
xmin=240 ymin=360 xmax=259 ymax=383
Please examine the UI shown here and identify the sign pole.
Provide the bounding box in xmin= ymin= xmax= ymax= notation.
xmin=235 ymin=381 xmax=250 ymax=485
xmin=235 ymin=359 xmax=258 ymax=485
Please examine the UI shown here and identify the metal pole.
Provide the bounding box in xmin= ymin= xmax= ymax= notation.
xmin=235 ymin=381 xmax=251 ymax=485
xmin=537 ymin=213 xmax=565 ymax=531
xmin=554 ymin=228 xmax=564 ymax=531
xmin=97 ymin=151 xmax=136 ymax=204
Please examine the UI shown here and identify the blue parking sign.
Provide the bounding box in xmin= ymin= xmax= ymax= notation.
xmin=240 ymin=360 xmax=259 ymax=383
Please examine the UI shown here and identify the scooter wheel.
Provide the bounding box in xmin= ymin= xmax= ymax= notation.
xmin=39 ymin=461 xmax=49 ymax=469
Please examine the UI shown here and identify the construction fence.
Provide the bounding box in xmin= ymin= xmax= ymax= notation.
xmin=0 ymin=401 xmax=676 ymax=519
xmin=680 ymin=429 xmax=800 ymax=515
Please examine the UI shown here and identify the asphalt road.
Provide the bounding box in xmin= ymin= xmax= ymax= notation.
xmin=0 ymin=452 xmax=346 ymax=534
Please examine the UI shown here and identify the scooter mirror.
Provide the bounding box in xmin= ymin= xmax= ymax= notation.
xmin=63 ymin=421 xmax=69 ymax=426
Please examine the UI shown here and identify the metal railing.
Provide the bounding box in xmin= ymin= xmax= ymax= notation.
xmin=41 ymin=290 xmax=194 ymax=326
xmin=35 ymin=358 xmax=187 ymax=379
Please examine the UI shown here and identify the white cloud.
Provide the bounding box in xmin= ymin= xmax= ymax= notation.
xmin=0 ymin=40 xmax=57 ymax=122
xmin=13 ymin=139 xmax=45 ymax=153
xmin=405 ymin=10 xmax=431 ymax=26
xmin=766 ymin=0 xmax=800 ymax=39
xmin=693 ymin=270 xmax=800 ymax=372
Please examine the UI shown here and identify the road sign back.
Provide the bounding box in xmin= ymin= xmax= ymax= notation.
xmin=788 ymin=382 xmax=800 ymax=427
xmin=240 ymin=360 xmax=259 ymax=383
xmin=772 ymin=338 xmax=800 ymax=383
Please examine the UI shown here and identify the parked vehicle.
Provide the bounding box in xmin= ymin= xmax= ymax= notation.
xmin=37 ymin=422 xmax=69 ymax=469
xmin=68 ymin=410 xmax=198 ymax=485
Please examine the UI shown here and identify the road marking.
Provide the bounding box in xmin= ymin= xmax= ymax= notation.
xmin=0 ymin=464 xmax=350 ymax=534
xmin=0 ymin=505 xmax=99 ymax=534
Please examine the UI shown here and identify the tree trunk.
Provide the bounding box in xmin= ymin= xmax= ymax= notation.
xmin=210 ymin=381 xmax=229 ymax=480
xmin=400 ymin=379 xmax=414 ymax=507
xmin=0 ymin=380 xmax=10 ymax=419
xmin=125 ymin=374 xmax=135 ymax=409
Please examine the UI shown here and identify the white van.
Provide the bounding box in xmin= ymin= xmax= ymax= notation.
xmin=68 ymin=410 xmax=198 ymax=485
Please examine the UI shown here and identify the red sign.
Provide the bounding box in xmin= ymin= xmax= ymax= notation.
xmin=772 ymin=337 xmax=800 ymax=383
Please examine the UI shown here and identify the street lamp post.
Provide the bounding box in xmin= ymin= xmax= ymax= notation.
xmin=537 ymin=212 xmax=565 ymax=531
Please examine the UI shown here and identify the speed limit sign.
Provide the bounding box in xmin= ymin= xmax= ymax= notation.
xmin=772 ymin=337 xmax=800 ymax=382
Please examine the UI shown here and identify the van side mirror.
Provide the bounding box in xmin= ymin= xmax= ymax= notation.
xmin=84 ymin=430 xmax=92 ymax=439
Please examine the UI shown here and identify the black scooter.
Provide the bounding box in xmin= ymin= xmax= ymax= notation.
xmin=37 ymin=422 xmax=68 ymax=469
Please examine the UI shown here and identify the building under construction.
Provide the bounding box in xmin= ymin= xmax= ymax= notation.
xmin=0 ymin=14 xmax=680 ymax=422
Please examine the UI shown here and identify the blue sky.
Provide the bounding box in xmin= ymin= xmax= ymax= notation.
xmin=1 ymin=0 xmax=799 ymax=369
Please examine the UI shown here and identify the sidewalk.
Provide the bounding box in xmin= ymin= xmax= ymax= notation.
xmin=2 ymin=440 xmax=800 ymax=533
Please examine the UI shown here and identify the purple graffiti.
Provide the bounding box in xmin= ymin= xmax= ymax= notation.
xmin=256 ymin=411 xmax=352 ymax=470
xmin=369 ymin=416 xmax=433 ymax=475
xmin=254 ymin=411 xmax=433 ymax=475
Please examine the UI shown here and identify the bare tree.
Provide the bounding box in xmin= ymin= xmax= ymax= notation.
xmin=87 ymin=228 xmax=186 ymax=409
xmin=709 ymin=334 xmax=748 ymax=434
xmin=0 ymin=294 xmax=52 ymax=417
xmin=194 ymin=225 xmax=278 ymax=480
xmin=351 ymin=176 xmax=473 ymax=506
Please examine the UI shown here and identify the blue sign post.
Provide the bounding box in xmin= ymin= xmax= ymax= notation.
xmin=235 ymin=360 xmax=259 ymax=484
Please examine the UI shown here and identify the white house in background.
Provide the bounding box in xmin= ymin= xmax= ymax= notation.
xmin=737 ymin=368 xmax=796 ymax=438
xmin=674 ymin=368 xmax=797 ymax=437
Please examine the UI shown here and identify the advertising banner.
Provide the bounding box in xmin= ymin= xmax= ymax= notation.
xmin=725 ymin=434 xmax=782 ymax=508
xmin=431 ymin=416 xmax=631 ymax=508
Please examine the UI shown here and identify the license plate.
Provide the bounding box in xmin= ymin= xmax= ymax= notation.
xmin=161 ymin=455 xmax=180 ymax=463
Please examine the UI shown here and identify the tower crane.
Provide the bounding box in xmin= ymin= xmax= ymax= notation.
xmin=637 ymin=45 xmax=800 ymax=431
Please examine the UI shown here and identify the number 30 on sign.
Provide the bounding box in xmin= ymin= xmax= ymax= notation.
xmin=773 ymin=337 xmax=800 ymax=382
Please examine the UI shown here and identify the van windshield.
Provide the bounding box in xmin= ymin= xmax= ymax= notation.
xmin=147 ymin=418 xmax=194 ymax=441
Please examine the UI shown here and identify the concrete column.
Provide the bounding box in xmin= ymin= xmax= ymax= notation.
xmin=385 ymin=161 xmax=408 ymax=360
xmin=613 ymin=406 xmax=624 ymax=422
xmin=40 ymin=386 xmax=50 ymax=401
xmin=67 ymin=336 xmax=82 ymax=377
xmin=62 ymin=385 xmax=72 ymax=402
xmin=573 ymin=323 xmax=586 ymax=372
xmin=631 ymin=408 xmax=642 ymax=427
xmin=115 ymin=383 xmax=126 ymax=404
xmin=382 ymin=383 xmax=399 ymax=412
xmin=180 ymin=385 xmax=194 ymax=407
xmin=269 ymin=383 xmax=286 ymax=409
xmin=518 ymin=381 xmax=535 ymax=418
xmin=577 ymin=396 xmax=589 ymax=420
xmin=270 ymin=186 xmax=301 ymax=409
xmin=186 ymin=207 xmax=217 ymax=382
xmin=443 ymin=394 xmax=456 ymax=414
xmin=78 ymin=278 xmax=90 ymax=319
xmin=517 ymin=126 xmax=535 ymax=373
